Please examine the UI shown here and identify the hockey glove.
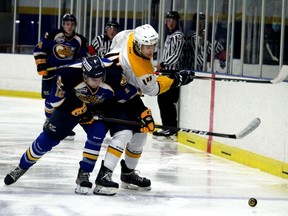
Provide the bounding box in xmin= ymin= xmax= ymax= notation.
xmin=79 ymin=111 xmax=94 ymax=125
xmin=35 ymin=58 xmax=48 ymax=76
xmin=170 ymin=70 xmax=194 ymax=88
xmin=139 ymin=109 xmax=155 ymax=133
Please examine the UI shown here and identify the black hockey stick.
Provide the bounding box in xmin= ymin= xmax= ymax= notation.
xmin=93 ymin=115 xmax=261 ymax=139
xmin=155 ymin=65 xmax=288 ymax=84
xmin=47 ymin=62 xmax=82 ymax=72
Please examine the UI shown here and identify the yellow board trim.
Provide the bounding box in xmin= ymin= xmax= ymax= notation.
xmin=178 ymin=131 xmax=288 ymax=179
xmin=0 ymin=89 xmax=41 ymax=99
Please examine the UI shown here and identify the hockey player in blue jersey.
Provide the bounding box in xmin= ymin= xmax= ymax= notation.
xmin=4 ymin=56 xmax=154 ymax=195
xmin=34 ymin=13 xmax=88 ymax=140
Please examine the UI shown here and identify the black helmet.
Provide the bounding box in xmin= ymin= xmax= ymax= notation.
xmin=62 ymin=13 xmax=77 ymax=26
xmin=82 ymin=56 xmax=106 ymax=79
xmin=165 ymin=11 xmax=180 ymax=20
xmin=193 ymin=12 xmax=206 ymax=22
xmin=105 ymin=20 xmax=120 ymax=30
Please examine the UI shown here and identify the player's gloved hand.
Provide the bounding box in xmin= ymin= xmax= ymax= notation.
xmin=35 ymin=59 xmax=48 ymax=76
xmin=79 ymin=111 xmax=94 ymax=125
xmin=170 ymin=70 xmax=194 ymax=88
xmin=139 ymin=109 xmax=155 ymax=133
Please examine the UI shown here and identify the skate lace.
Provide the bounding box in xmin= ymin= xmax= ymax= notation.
xmin=102 ymin=172 xmax=113 ymax=181
xmin=130 ymin=170 xmax=144 ymax=182
xmin=79 ymin=170 xmax=90 ymax=182
xmin=10 ymin=167 xmax=25 ymax=180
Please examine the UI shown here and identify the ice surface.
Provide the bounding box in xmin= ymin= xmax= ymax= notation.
xmin=0 ymin=96 xmax=288 ymax=216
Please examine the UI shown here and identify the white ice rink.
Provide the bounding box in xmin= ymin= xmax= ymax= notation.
xmin=1 ymin=96 xmax=288 ymax=216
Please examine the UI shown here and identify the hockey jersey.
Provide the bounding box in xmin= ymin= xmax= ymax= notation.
xmin=34 ymin=29 xmax=88 ymax=69
xmin=49 ymin=65 xmax=139 ymax=118
xmin=105 ymin=30 xmax=174 ymax=96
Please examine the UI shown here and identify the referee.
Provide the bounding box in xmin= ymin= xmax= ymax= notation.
xmin=154 ymin=11 xmax=185 ymax=141
xmin=88 ymin=20 xmax=120 ymax=57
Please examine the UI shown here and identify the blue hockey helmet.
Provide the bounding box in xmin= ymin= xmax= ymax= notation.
xmin=82 ymin=56 xmax=106 ymax=80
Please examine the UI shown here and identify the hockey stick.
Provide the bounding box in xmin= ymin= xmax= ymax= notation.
xmin=155 ymin=65 xmax=288 ymax=84
xmin=46 ymin=58 xmax=112 ymax=72
xmin=47 ymin=62 xmax=82 ymax=72
xmin=93 ymin=115 xmax=261 ymax=139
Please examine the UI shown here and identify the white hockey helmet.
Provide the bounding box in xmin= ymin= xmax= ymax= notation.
xmin=134 ymin=24 xmax=159 ymax=54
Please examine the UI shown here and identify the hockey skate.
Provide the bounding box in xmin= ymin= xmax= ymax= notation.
xmin=152 ymin=129 xmax=177 ymax=142
xmin=75 ymin=168 xmax=92 ymax=195
xmin=64 ymin=130 xmax=76 ymax=141
xmin=93 ymin=161 xmax=119 ymax=196
xmin=4 ymin=166 xmax=27 ymax=185
xmin=120 ymin=159 xmax=151 ymax=191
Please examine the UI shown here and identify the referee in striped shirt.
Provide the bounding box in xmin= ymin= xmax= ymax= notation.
xmin=88 ymin=20 xmax=120 ymax=57
xmin=153 ymin=11 xmax=185 ymax=141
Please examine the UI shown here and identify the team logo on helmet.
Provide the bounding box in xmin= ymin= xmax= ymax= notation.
xmin=82 ymin=58 xmax=93 ymax=72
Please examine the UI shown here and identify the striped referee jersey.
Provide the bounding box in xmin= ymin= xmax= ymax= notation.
xmin=91 ymin=34 xmax=112 ymax=58
xmin=160 ymin=30 xmax=185 ymax=71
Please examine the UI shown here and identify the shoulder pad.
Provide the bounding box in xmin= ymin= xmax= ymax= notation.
xmin=44 ymin=29 xmax=61 ymax=40
xmin=75 ymin=33 xmax=87 ymax=43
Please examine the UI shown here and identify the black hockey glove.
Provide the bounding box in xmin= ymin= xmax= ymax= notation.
xmin=170 ymin=70 xmax=194 ymax=88
xmin=139 ymin=109 xmax=155 ymax=133
xmin=35 ymin=58 xmax=48 ymax=76
xmin=79 ymin=111 xmax=95 ymax=124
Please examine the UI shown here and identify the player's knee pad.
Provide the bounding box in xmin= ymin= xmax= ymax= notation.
xmin=83 ymin=122 xmax=107 ymax=144
xmin=126 ymin=132 xmax=147 ymax=153
xmin=110 ymin=130 xmax=133 ymax=151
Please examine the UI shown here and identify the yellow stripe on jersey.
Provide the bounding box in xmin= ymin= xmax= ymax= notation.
xmin=127 ymin=33 xmax=154 ymax=77
xmin=107 ymin=146 xmax=123 ymax=158
xmin=125 ymin=148 xmax=142 ymax=159
xmin=83 ymin=152 xmax=98 ymax=160
xmin=156 ymin=76 xmax=174 ymax=94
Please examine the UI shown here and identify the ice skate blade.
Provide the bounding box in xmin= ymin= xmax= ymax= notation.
xmin=152 ymin=135 xmax=177 ymax=142
xmin=93 ymin=185 xmax=118 ymax=196
xmin=121 ymin=182 xmax=151 ymax=191
xmin=64 ymin=136 xmax=75 ymax=141
xmin=75 ymin=185 xmax=90 ymax=195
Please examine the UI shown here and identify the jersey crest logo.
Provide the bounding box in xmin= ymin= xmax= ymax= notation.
xmin=82 ymin=58 xmax=93 ymax=71
xmin=54 ymin=45 xmax=75 ymax=60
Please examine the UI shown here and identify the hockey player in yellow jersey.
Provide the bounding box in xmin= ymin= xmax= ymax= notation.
xmin=93 ymin=24 xmax=194 ymax=196
xmin=105 ymin=24 xmax=193 ymax=95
